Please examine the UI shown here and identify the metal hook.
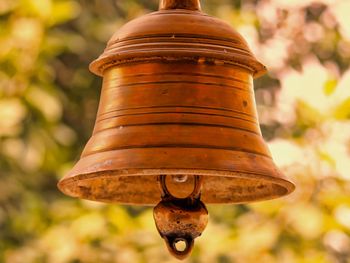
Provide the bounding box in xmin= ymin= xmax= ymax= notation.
xmin=158 ymin=174 xmax=202 ymax=204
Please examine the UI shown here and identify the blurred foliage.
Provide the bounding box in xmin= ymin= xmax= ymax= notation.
xmin=1 ymin=0 xmax=350 ymax=262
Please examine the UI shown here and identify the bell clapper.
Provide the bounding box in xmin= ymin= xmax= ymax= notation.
xmin=153 ymin=175 xmax=209 ymax=260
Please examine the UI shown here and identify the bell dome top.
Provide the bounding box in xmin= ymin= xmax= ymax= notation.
xmin=90 ymin=0 xmax=266 ymax=77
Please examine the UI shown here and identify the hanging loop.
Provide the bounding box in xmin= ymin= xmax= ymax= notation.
xmin=164 ymin=236 xmax=194 ymax=260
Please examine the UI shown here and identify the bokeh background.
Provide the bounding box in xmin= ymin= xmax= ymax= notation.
xmin=1 ymin=0 xmax=350 ymax=262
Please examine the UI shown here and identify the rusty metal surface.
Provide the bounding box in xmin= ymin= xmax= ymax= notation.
xmin=58 ymin=0 xmax=295 ymax=205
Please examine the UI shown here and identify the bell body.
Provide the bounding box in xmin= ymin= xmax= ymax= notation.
xmin=58 ymin=2 xmax=294 ymax=205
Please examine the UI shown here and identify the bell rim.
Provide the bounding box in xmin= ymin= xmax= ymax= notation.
xmin=58 ymin=168 xmax=295 ymax=206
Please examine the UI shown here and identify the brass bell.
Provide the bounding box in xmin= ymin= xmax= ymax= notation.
xmin=58 ymin=0 xmax=295 ymax=259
